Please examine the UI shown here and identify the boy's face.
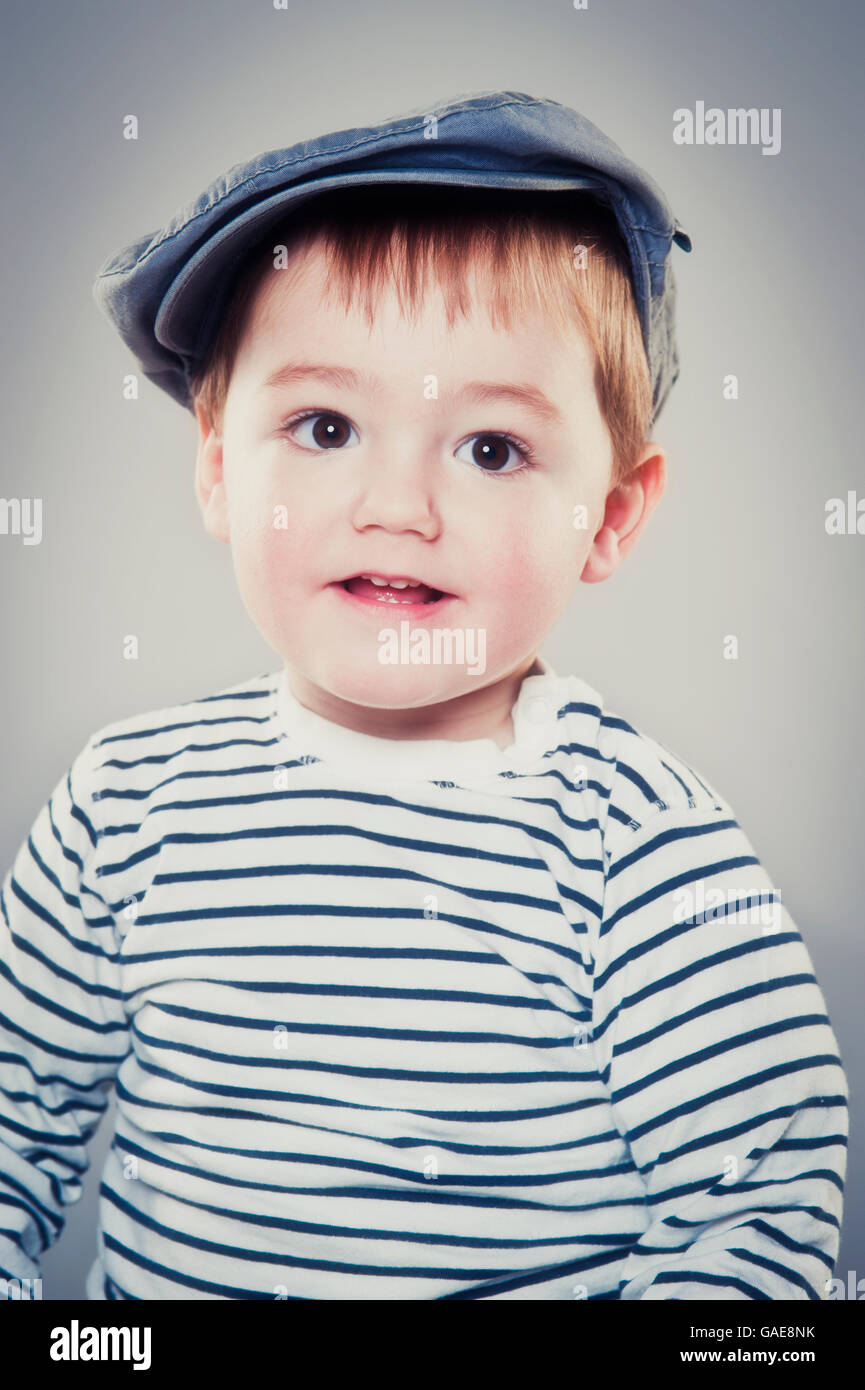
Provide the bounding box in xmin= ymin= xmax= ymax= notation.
xmin=195 ymin=239 xmax=664 ymax=740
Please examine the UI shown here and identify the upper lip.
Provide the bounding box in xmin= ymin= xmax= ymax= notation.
xmin=337 ymin=571 xmax=454 ymax=595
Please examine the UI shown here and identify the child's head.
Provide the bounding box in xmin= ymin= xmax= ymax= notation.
xmin=189 ymin=185 xmax=666 ymax=711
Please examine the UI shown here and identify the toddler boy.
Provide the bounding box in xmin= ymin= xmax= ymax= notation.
xmin=0 ymin=91 xmax=848 ymax=1300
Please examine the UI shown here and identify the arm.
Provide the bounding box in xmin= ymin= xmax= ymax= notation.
xmin=0 ymin=735 xmax=129 ymax=1286
xmin=592 ymin=805 xmax=848 ymax=1300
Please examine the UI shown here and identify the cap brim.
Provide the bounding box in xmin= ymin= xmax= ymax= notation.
xmin=155 ymin=167 xmax=608 ymax=362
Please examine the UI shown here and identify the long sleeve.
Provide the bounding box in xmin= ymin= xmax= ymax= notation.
xmin=592 ymin=804 xmax=849 ymax=1300
xmin=0 ymin=736 xmax=129 ymax=1286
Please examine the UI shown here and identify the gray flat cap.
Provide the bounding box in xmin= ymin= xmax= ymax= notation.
xmin=92 ymin=89 xmax=692 ymax=422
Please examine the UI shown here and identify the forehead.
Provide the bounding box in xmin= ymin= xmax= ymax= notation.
xmin=236 ymin=237 xmax=597 ymax=382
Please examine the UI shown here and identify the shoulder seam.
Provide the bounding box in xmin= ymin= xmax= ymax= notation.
xmin=603 ymin=802 xmax=738 ymax=877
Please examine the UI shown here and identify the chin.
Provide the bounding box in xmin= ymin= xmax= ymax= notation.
xmin=313 ymin=659 xmax=489 ymax=711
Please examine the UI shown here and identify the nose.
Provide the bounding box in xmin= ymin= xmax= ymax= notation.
xmin=350 ymin=443 xmax=442 ymax=539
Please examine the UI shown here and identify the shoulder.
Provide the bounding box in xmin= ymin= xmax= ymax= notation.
xmin=74 ymin=670 xmax=281 ymax=814
xmin=88 ymin=670 xmax=279 ymax=751
xmin=547 ymin=671 xmax=733 ymax=846
xmin=603 ymin=706 xmax=729 ymax=828
xmin=550 ymin=677 xmax=775 ymax=957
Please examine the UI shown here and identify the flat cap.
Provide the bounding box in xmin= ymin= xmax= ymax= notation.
xmin=92 ymin=89 xmax=692 ymax=421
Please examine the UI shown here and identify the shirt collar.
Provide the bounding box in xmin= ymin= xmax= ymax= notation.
xmin=274 ymin=656 xmax=561 ymax=783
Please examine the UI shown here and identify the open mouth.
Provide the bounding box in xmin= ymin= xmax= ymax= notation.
xmin=336 ymin=573 xmax=453 ymax=605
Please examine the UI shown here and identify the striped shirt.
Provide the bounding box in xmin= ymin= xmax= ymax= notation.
xmin=0 ymin=660 xmax=848 ymax=1300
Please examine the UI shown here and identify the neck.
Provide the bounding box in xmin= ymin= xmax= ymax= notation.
xmin=286 ymin=655 xmax=544 ymax=747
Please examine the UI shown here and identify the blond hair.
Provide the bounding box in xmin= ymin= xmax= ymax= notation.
xmin=188 ymin=186 xmax=652 ymax=488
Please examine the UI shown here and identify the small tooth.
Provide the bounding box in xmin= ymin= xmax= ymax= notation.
xmin=360 ymin=574 xmax=417 ymax=588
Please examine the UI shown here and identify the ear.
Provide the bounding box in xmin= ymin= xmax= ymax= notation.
xmin=580 ymin=443 xmax=666 ymax=584
xmin=194 ymin=403 xmax=230 ymax=543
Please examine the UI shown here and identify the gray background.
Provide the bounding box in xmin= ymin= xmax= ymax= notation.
xmin=1 ymin=0 xmax=861 ymax=1298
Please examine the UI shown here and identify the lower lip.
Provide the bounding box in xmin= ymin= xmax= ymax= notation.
xmin=329 ymin=581 xmax=459 ymax=621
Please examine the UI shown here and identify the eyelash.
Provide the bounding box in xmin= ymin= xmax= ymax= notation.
xmin=278 ymin=409 xmax=538 ymax=481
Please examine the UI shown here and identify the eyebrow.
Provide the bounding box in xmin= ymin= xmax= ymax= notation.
xmin=261 ymin=361 xmax=565 ymax=426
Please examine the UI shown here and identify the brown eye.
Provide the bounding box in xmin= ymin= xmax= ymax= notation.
xmin=455 ymin=432 xmax=533 ymax=476
xmin=471 ymin=436 xmax=511 ymax=471
xmin=289 ymin=412 xmax=357 ymax=449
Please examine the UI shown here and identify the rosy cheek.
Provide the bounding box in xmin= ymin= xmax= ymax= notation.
xmin=464 ymin=533 xmax=549 ymax=653
xmin=258 ymin=521 xmax=312 ymax=593
xmin=488 ymin=511 xmax=575 ymax=602
xmin=232 ymin=478 xmax=301 ymax=569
